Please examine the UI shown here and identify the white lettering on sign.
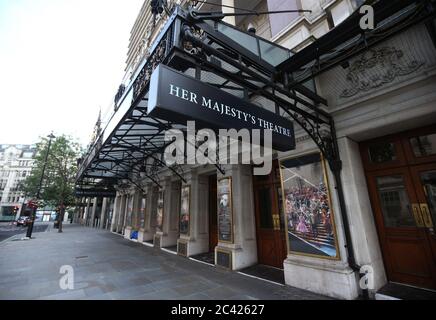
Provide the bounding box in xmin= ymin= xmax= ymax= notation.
xmin=169 ymin=84 xmax=292 ymax=138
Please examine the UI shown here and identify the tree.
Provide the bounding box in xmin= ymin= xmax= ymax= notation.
xmin=22 ymin=134 xmax=83 ymax=233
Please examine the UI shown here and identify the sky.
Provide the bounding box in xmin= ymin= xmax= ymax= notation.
xmin=0 ymin=0 xmax=144 ymax=147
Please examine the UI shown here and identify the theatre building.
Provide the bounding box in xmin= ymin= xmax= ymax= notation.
xmin=75 ymin=0 xmax=436 ymax=299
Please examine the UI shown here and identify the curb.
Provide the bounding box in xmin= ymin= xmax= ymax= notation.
xmin=0 ymin=233 xmax=22 ymax=245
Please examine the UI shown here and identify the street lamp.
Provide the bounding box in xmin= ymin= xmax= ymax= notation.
xmin=26 ymin=132 xmax=55 ymax=239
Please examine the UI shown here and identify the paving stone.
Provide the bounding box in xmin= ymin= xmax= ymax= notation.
xmin=178 ymin=292 xmax=212 ymax=300
xmin=38 ymin=288 xmax=87 ymax=300
xmin=0 ymin=224 xmax=331 ymax=300
xmin=84 ymin=285 xmax=106 ymax=297
xmin=134 ymin=288 xmax=181 ymax=300
xmin=172 ymin=281 xmax=213 ymax=295
xmin=203 ymin=286 xmax=243 ymax=300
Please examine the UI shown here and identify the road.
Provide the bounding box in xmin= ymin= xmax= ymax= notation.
xmin=0 ymin=222 xmax=50 ymax=242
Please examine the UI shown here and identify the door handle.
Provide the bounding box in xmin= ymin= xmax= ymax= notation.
xmin=272 ymin=214 xmax=280 ymax=230
xmin=412 ymin=204 xmax=425 ymax=228
xmin=420 ymin=203 xmax=434 ymax=228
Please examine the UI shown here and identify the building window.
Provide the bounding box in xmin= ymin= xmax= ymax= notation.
xmin=409 ymin=134 xmax=436 ymax=157
xmin=368 ymin=142 xmax=397 ymax=163
xmin=267 ymin=0 xmax=300 ymax=38
xmin=376 ymin=175 xmax=415 ymax=227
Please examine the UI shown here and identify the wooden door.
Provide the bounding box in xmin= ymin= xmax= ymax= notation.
xmin=253 ymin=161 xmax=287 ymax=268
xmin=366 ymin=167 xmax=436 ymax=289
xmin=209 ymin=174 xmax=218 ymax=252
xmin=410 ymin=163 xmax=436 ymax=288
xmin=362 ymin=125 xmax=436 ymax=289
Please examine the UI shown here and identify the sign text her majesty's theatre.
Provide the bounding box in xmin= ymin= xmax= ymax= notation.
xmin=148 ymin=64 xmax=295 ymax=152
xmin=169 ymin=84 xmax=293 ymax=139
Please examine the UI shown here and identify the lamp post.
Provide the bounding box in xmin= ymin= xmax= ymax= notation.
xmin=26 ymin=133 xmax=55 ymax=239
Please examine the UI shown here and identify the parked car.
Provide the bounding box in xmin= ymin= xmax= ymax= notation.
xmin=16 ymin=216 xmax=30 ymax=226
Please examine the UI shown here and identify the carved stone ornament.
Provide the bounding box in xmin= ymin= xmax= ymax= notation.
xmin=340 ymin=47 xmax=424 ymax=98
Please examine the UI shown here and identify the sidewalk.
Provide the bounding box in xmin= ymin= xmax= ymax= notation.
xmin=0 ymin=224 xmax=330 ymax=300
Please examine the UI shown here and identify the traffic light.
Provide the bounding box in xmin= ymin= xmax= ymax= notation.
xmin=13 ymin=206 xmax=19 ymax=214
xmin=151 ymin=0 xmax=165 ymax=15
xmin=27 ymin=200 xmax=39 ymax=209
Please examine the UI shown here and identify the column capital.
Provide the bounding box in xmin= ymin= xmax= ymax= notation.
xmin=182 ymin=168 xmax=199 ymax=185
xmin=160 ymin=175 xmax=172 ymax=188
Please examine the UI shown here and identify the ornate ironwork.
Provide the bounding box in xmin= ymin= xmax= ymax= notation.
xmin=114 ymin=84 xmax=126 ymax=107
xmin=180 ymin=18 xmax=336 ymax=171
xmin=132 ymin=31 xmax=170 ymax=101
xmin=183 ymin=25 xmax=205 ymax=57
xmin=147 ymin=157 xmax=161 ymax=184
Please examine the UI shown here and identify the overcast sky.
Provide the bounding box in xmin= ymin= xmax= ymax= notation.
xmin=0 ymin=0 xmax=144 ymax=147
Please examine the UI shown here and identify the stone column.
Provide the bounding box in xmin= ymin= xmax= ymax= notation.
xmin=155 ymin=176 xmax=181 ymax=248
xmin=116 ymin=195 xmax=127 ymax=233
xmin=337 ymin=137 xmax=387 ymax=295
xmin=124 ymin=190 xmax=140 ymax=240
xmin=84 ymin=197 xmax=91 ymax=226
xmin=96 ymin=198 xmax=103 ymax=228
xmin=106 ymin=198 xmax=114 ymax=230
xmin=73 ymin=207 xmax=78 ymax=224
xmin=139 ymin=184 xmax=156 ymax=242
xmin=132 ymin=190 xmax=141 ymax=230
xmin=216 ymin=164 xmax=257 ymax=270
xmin=100 ymin=198 xmax=108 ymax=229
xmin=124 ymin=193 xmax=132 ymax=239
xmin=120 ymin=194 xmax=129 ymax=234
xmin=76 ymin=198 xmax=85 ymax=224
xmin=137 ymin=189 xmax=145 ymax=242
xmin=178 ymin=169 xmax=210 ymax=256
xmin=110 ymin=195 xmax=120 ymax=232
xmin=75 ymin=199 xmax=82 ymax=223
xmin=90 ymin=197 xmax=98 ymax=228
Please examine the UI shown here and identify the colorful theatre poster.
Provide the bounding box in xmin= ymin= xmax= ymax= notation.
xmin=180 ymin=185 xmax=190 ymax=235
xmin=280 ymin=153 xmax=340 ymax=259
